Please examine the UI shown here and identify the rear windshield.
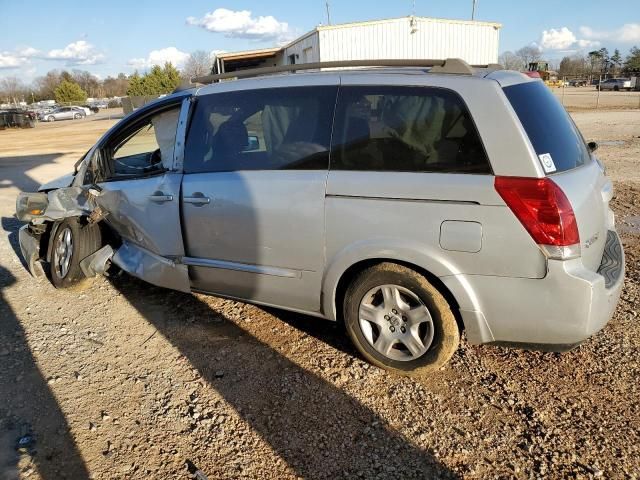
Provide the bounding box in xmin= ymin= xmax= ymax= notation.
xmin=503 ymin=81 xmax=590 ymax=174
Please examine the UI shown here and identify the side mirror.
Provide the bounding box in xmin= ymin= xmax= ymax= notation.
xmin=588 ymin=141 xmax=598 ymax=153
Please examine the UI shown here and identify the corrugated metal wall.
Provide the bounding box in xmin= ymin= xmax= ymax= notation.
xmin=283 ymin=33 xmax=320 ymax=64
xmin=312 ymin=17 xmax=499 ymax=65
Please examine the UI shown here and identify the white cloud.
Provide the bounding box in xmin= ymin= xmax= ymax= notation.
xmin=540 ymin=27 xmax=577 ymax=50
xmin=0 ymin=52 xmax=24 ymax=69
xmin=186 ymin=8 xmax=290 ymax=41
xmin=577 ymin=39 xmax=600 ymax=48
xmin=46 ymin=40 xmax=104 ymax=65
xmin=128 ymin=47 xmax=190 ymax=70
xmin=580 ymin=23 xmax=640 ymax=44
xmin=17 ymin=47 xmax=40 ymax=57
xmin=0 ymin=45 xmax=40 ymax=69
xmin=539 ymin=26 xmax=604 ymax=51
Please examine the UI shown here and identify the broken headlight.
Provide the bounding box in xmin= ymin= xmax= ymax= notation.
xmin=16 ymin=192 xmax=49 ymax=221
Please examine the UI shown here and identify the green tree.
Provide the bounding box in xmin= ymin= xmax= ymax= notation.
xmin=623 ymin=46 xmax=640 ymax=74
xmin=611 ymin=49 xmax=622 ymax=75
xmin=125 ymin=63 xmax=181 ymax=96
xmin=54 ymin=80 xmax=87 ymax=104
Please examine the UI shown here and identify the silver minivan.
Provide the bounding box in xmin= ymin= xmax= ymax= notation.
xmin=17 ymin=59 xmax=625 ymax=374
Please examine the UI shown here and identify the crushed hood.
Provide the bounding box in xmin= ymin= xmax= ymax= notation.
xmin=38 ymin=172 xmax=76 ymax=192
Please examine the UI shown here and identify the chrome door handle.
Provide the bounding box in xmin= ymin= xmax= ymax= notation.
xmin=184 ymin=193 xmax=211 ymax=206
xmin=149 ymin=193 xmax=174 ymax=203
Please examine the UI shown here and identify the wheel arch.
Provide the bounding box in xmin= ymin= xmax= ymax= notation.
xmin=331 ymin=257 xmax=464 ymax=330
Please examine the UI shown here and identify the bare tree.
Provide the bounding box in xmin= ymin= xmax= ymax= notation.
xmin=0 ymin=76 xmax=25 ymax=105
xmin=182 ymin=51 xmax=213 ymax=79
xmin=516 ymin=45 xmax=542 ymax=69
xmin=72 ymin=70 xmax=100 ymax=98
xmin=102 ymin=73 xmax=129 ymax=97
xmin=498 ymin=51 xmax=523 ymax=70
xmin=34 ymin=70 xmax=62 ymax=100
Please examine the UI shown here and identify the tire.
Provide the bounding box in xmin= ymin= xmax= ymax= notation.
xmin=73 ymin=113 xmax=81 ymax=119
xmin=343 ymin=262 xmax=460 ymax=375
xmin=614 ymin=86 xmax=620 ymax=91
xmin=47 ymin=116 xmax=55 ymax=122
xmin=49 ymin=217 xmax=102 ymax=289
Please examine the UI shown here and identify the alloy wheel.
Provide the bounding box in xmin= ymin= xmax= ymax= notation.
xmin=53 ymin=227 xmax=73 ymax=278
xmin=358 ymin=284 xmax=434 ymax=361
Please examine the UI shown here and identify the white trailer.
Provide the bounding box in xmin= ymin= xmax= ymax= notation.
xmin=217 ymin=16 xmax=502 ymax=73
xmin=284 ymin=16 xmax=501 ymax=66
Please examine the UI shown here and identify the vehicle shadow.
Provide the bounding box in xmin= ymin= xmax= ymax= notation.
xmin=263 ymin=306 xmax=357 ymax=358
xmin=109 ymin=274 xmax=458 ymax=479
xmin=0 ymin=265 xmax=90 ymax=479
xmin=0 ymin=153 xmax=64 ymax=193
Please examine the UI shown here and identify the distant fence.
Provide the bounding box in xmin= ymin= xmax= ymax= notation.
xmin=553 ymin=86 xmax=640 ymax=110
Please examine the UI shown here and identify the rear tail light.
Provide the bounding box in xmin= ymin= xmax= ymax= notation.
xmin=495 ymin=176 xmax=580 ymax=260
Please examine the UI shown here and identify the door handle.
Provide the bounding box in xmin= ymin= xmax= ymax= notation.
xmin=149 ymin=192 xmax=174 ymax=203
xmin=184 ymin=193 xmax=211 ymax=206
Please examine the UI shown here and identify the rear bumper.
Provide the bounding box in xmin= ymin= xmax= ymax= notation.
xmin=443 ymin=230 xmax=625 ymax=348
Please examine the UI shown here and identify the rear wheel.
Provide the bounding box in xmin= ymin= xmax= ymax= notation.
xmin=49 ymin=217 xmax=101 ymax=288
xmin=47 ymin=115 xmax=55 ymax=122
xmin=614 ymin=86 xmax=620 ymax=91
xmin=343 ymin=263 xmax=460 ymax=375
xmin=73 ymin=113 xmax=81 ymax=119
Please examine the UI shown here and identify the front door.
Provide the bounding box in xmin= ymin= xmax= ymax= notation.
xmin=181 ymin=84 xmax=338 ymax=312
xmin=91 ymin=98 xmax=190 ymax=291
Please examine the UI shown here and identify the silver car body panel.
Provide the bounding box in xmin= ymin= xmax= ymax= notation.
xmin=17 ymin=69 xmax=625 ymax=349
xmin=38 ymin=172 xmax=75 ymax=192
xmin=181 ymin=170 xmax=327 ymax=312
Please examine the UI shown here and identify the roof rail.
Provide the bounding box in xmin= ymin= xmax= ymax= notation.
xmin=191 ymin=58 xmax=476 ymax=84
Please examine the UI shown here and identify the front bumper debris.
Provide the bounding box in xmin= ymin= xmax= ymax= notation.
xmin=18 ymin=225 xmax=45 ymax=278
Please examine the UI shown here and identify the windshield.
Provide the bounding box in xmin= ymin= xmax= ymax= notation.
xmin=503 ymin=81 xmax=591 ymax=174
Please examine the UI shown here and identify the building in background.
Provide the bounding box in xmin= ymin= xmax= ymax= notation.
xmin=215 ymin=16 xmax=502 ymax=73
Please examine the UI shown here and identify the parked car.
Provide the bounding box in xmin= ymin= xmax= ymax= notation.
xmin=568 ymin=79 xmax=588 ymax=87
xmin=597 ymin=78 xmax=632 ymax=91
xmin=39 ymin=107 xmax=86 ymax=122
xmin=16 ymin=59 xmax=625 ymax=374
xmin=0 ymin=108 xmax=36 ymax=129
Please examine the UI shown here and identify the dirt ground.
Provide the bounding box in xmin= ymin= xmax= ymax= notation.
xmin=0 ymin=108 xmax=639 ymax=480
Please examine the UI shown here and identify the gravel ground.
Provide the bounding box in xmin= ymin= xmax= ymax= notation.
xmin=0 ymin=110 xmax=639 ymax=479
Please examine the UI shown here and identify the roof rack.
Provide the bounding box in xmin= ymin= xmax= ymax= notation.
xmin=192 ymin=58 xmax=488 ymax=84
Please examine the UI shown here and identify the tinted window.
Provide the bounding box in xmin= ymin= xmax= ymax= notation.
xmin=504 ymin=81 xmax=590 ymax=173
xmin=185 ymin=86 xmax=337 ymax=173
xmin=331 ymin=86 xmax=490 ymax=174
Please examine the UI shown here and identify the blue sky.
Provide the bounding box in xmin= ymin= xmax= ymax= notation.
xmin=1 ymin=0 xmax=639 ymax=81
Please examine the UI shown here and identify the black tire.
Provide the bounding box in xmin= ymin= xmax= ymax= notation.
xmin=614 ymin=86 xmax=620 ymax=91
xmin=47 ymin=116 xmax=55 ymax=122
xmin=49 ymin=217 xmax=102 ymax=289
xmin=343 ymin=262 xmax=460 ymax=375
xmin=73 ymin=113 xmax=81 ymax=119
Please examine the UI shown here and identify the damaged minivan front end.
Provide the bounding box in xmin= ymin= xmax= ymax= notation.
xmin=16 ymin=91 xmax=193 ymax=292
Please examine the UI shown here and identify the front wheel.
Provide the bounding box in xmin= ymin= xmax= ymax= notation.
xmin=47 ymin=116 xmax=55 ymax=122
xmin=49 ymin=217 xmax=102 ymax=288
xmin=73 ymin=113 xmax=82 ymax=119
xmin=343 ymin=263 xmax=460 ymax=375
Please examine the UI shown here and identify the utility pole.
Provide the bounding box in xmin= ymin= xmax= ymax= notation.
xmin=325 ymin=1 xmax=331 ymax=25
xmin=471 ymin=0 xmax=477 ymax=20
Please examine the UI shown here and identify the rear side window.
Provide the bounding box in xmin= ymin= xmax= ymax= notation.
xmin=184 ymin=86 xmax=337 ymax=173
xmin=503 ymin=81 xmax=590 ymax=173
xmin=331 ymin=86 xmax=490 ymax=174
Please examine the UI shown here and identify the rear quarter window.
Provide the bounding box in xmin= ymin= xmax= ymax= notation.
xmin=331 ymin=86 xmax=491 ymax=174
xmin=503 ymin=81 xmax=591 ymax=174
